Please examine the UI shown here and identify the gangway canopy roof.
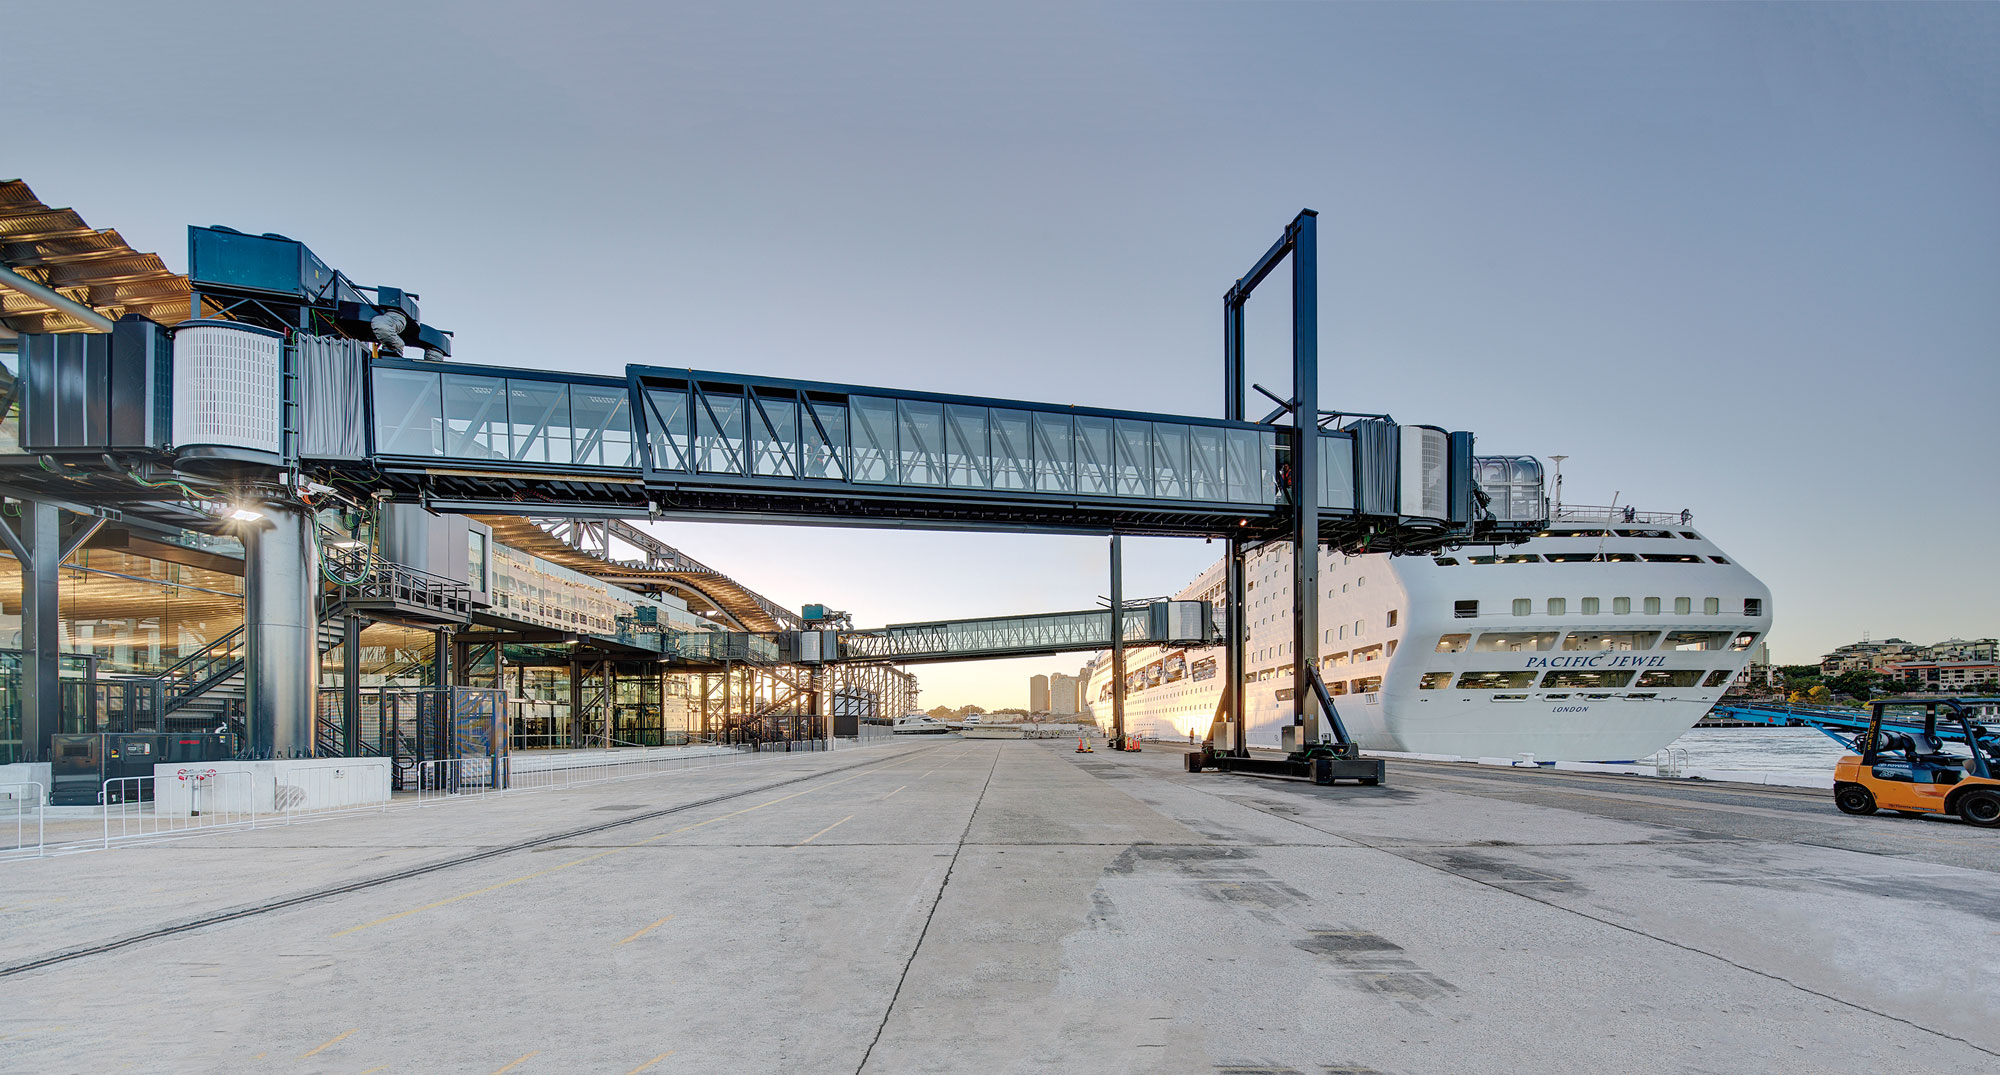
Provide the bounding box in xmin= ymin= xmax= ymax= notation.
xmin=0 ymin=180 xmax=191 ymax=333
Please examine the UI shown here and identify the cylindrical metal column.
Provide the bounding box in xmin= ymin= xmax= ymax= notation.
xmin=243 ymin=502 xmax=316 ymax=759
xmin=1109 ymin=534 xmax=1126 ymax=744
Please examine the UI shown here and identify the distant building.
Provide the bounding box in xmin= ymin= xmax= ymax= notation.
xmin=1029 ymin=674 xmax=1050 ymax=714
xmin=1921 ymin=638 xmax=1999 ymax=663
xmin=1819 ymin=639 xmax=1917 ymax=675
xmin=1050 ymin=673 xmax=1080 ymax=716
xmin=1879 ymin=661 xmax=2000 ymax=693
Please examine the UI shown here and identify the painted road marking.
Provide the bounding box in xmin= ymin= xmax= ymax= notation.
xmin=882 ymin=785 xmax=907 ymax=799
xmin=625 ymin=1052 xmax=675 ymax=1073
xmin=796 ymin=814 xmax=855 ymax=846
xmin=491 ymin=1050 xmax=540 ymax=1073
xmin=298 ymin=1028 xmax=358 ymax=1058
xmin=616 ymin=916 xmax=675 ymax=946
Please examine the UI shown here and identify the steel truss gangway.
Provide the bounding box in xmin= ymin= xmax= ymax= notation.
xmin=1 ymin=207 xmax=1548 ymax=763
xmin=832 ymin=599 xmax=1213 ymax=666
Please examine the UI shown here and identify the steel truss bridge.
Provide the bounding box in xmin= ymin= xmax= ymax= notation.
xmin=2 ymin=203 xmax=1546 ymax=761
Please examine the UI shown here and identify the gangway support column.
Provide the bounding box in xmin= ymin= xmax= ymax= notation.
xmin=243 ymin=502 xmax=316 ymax=759
xmin=1288 ymin=211 xmax=1322 ymax=746
xmin=1109 ymin=534 xmax=1126 ymax=746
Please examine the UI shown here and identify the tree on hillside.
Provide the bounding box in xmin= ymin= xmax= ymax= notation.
xmin=926 ymin=705 xmax=955 ymax=719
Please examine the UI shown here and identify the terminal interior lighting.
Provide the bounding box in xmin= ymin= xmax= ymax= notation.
xmin=228 ymin=507 xmax=265 ymax=523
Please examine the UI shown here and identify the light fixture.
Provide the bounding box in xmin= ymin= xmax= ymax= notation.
xmin=228 ymin=507 xmax=264 ymax=523
xmin=327 ymin=539 xmax=366 ymax=549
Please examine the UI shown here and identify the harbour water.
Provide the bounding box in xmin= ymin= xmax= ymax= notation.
xmin=1663 ymin=725 xmax=1854 ymax=772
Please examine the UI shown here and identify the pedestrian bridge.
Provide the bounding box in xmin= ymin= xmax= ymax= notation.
xmin=310 ymin=359 xmax=1531 ymax=547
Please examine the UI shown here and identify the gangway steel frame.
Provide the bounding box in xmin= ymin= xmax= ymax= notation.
xmin=835 ymin=599 xmax=1213 ymax=666
xmin=2 ymin=204 xmax=1546 ymax=765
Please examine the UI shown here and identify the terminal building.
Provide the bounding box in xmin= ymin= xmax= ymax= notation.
xmin=0 ymin=180 xmax=917 ymax=783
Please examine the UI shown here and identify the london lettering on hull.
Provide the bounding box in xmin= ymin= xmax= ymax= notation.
xmin=1522 ymin=654 xmax=1670 ymax=669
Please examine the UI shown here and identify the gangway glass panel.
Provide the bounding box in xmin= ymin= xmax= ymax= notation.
xmin=371 ymin=361 xmax=1289 ymax=514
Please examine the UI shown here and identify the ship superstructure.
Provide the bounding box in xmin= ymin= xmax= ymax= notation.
xmin=1084 ymin=498 xmax=1772 ymax=762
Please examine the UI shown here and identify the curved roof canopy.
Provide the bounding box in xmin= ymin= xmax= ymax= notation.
xmin=0 ymin=179 xmax=190 ymax=333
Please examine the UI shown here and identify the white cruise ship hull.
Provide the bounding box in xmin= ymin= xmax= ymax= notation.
xmin=1083 ymin=513 xmax=1772 ymax=762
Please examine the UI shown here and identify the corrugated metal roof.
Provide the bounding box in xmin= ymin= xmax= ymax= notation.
xmin=0 ymin=179 xmax=191 ymax=332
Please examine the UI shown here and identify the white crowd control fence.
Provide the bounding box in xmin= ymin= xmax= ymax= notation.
xmin=102 ymin=772 xmax=257 ymax=847
xmin=1 ymin=782 xmax=45 ymax=861
xmin=0 ymin=736 xmax=906 ymax=860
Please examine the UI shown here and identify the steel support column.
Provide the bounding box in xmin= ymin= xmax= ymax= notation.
xmin=342 ymin=614 xmax=362 ymax=756
xmin=1288 ymin=212 xmax=1321 ymax=744
xmin=243 ymin=503 xmax=316 ymax=759
xmin=1109 ymin=534 xmax=1126 ymax=743
xmin=1 ymin=502 xmax=63 ymax=762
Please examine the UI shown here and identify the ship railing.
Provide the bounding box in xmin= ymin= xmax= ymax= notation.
xmin=1554 ymin=505 xmax=1694 ymax=526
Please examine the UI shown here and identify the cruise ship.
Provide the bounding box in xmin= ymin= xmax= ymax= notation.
xmin=1083 ymin=482 xmax=1773 ymax=762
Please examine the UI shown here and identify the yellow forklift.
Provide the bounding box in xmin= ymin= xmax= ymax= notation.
xmin=1833 ymin=698 xmax=2000 ymax=826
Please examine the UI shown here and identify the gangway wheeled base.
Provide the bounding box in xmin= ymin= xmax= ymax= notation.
xmin=1186 ymin=748 xmax=1384 ymax=786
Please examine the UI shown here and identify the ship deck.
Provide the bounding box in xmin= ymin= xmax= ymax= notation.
xmin=2 ymin=739 xmax=1994 ymax=1072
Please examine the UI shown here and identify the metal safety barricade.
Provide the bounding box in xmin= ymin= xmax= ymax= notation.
xmin=101 ymin=772 xmax=257 ymax=848
xmin=273 ymin=763 xmax=394 ymax=822
xmin=1 ymin=782 xmax=45 ymax=861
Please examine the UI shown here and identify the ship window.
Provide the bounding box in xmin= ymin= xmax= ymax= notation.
xmin=1637 ymin=670 xmax=1705 ymax=688
xmin=1612 ymin=597 xmax=1631 ymax=615
xmin=1674 ymin=597 xmax=1692 ymax=615
xmin=1453 ymin=600 xmax=1478 ymax=619
xmin=1457 ymin=671 xmax=1536 ymax=690
xmin=1710 ymin=556 xmax=1730 ymax=565
xmin=1704 ymin=597 xmax=1721 ymax=615
xmin=1338 ymin=625 xmax=1346 ymax=640
xmin=1744 ymin=598 xmax=1763 ymax=617
xmin=1542 ymin=670 xmax=1635 ymax=689
xmin=1419 ymin=672 xmax=1452 ymax=690
xmin=1643 ymin=597 xmax=1662 ymax=615
xmin=1470 ymin=554 xmax=1541 ymax=565
xmin=1352 ymin=676 xmax=1382 ymax=693
xmin=1357 ymin=576 xmax=1365 ymax=586
xmin=1626 ymin=693 xmax=1658 ymax=700
xmin=1476 ymin=631 xmax=1559 ymax=652
xmin=1328 ymin=680 xmax=1347 ymax=695
xmin=1643 ymin=554 xmax=1703 ymax=564
xmin=1434 ymin=557 xmax=1459 ymax=566
xmin=1511 ymin=599 xmax=1532 ymax=617
xmin=1330 ymin=652 xmax=1349 ymax=666
xmin=1580 ymin=597 xmax=1600 ymax=615
xmin=1355 ymin=619 xmax=1364 ymax=636
xmin=1615 ymin=529 xmax=1675 ymax=539
xmin=1663 ymin=631 xmax=1734 ymax=651
xmin=1434 ymin=634 xmax=1468 ymax=653
xmin=1354 ymin=644 xmax=1385 ymax=663
xmin=1563 ymin=631 xmax=1660 ymax=651
xmin=1703 ymin=669 xmax=1734 ymax=687
xmin=1275 ymin=687 xmax=1294 ymax=702
xmin=1679 ymin=531 xmax=1701 ymax=540
xmin=1387 ymin=639 xmax=1397 ymax=657
xmin=1386 ymin=609 xmax=1398 ymax=628
xmin=1547 ymin=598 xmax=1566 ymax=616
xmin=1730 ymin=632 xmax=1759 ymax=651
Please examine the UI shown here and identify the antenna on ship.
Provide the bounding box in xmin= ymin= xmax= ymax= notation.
xmin=1549 ymin=455 xmax=1567 ymax=515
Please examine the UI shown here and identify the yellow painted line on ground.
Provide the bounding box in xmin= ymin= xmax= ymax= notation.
xmin=490 ymin=1051 xmax=540 ymax=1073
xmin=299 ymin=1029 xmax=358 ymax=1058
xmin=333 ymin=768 xmax=885 ymax=937
xmin=625 ymin=1052 xmax=675 ymax=1073
xmin=616 ymin=915 xmax=675 ymax=946
xmin=796 ymin=814 xmax=855 ymax=846
xmin=360 ymin=1066 xmax=388 ymax=1074
xmin=881 ymin=785 xmax=907 ymax=799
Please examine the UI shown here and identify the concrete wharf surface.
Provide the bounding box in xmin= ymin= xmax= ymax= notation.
xmin=1 ymin=739 xmax=1996 ymax=1074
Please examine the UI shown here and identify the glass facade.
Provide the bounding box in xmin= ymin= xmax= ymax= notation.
xmin=371 ymin=367 xmax=638 ymax=468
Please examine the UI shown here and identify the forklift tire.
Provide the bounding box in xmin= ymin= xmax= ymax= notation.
xmin=1833 ymin=783 xmax=1877 ymax=816
xmin=1957 ymin=789 xmax=2000 ymax=828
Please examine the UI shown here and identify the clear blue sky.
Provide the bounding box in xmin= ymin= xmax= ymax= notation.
xmin=13 ymin=2 xmax=1996 ymax=707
